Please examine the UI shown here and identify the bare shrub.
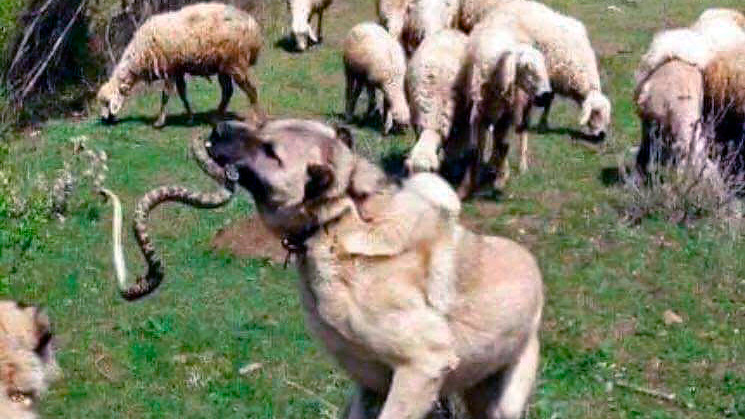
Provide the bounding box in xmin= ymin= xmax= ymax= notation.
xmin=621 ymin=117 xmax=745 ymax=225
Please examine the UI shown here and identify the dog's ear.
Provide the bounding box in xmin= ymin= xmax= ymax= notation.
xmin=305 ymin=164 xmax=335 ymax=201
xmin=334 ymin=124 xmax=354 ymax=149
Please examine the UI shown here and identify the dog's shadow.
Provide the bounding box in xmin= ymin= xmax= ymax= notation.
xmin=104 ymin=110 xmax=242 ymax=128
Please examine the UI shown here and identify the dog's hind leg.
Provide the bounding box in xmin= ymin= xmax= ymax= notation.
xmin=462 ymin=332 xmax=539 ymax=419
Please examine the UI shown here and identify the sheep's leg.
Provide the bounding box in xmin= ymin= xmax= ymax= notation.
xmin=366 ymin=84 xmax=377 ymax=119
xmin=154 ymin=80 xmax=172 ymax=128
xmin=174 ymin=75 xmax=193 ymax=125
xmin=316 ymin=9 xmax=324 ymax=44
xmin=383 ymin=96 xmax=393 ymax=136
xmin=537 ymin=92 xmax=555 ymax=130
xmin=518 ymin=131 xmax=529 ymax=173
xmin=458 ymin=106 xmax=485 ymax=198
xmin=490 ymin=116 xmax=512 ymax=189
xmin=516 ymin=95 xmax=533 ymax=173
xmin=217 ymin=73 xmax=234 ymax=115
xmin=233 ymin=70 xmax=259 ymax=107
xmin=346 ymin=72 xmax=363 ymax=122
xmin=307 ymin=12 xmax=319 ymax=44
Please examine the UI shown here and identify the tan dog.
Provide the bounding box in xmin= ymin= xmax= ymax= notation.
xmin=108 ymin=118 xmax=543 ymax=418
xmin=199 ymin=119 xmax=544 ymax=419
xmin=0 ymin=301 xmax=60 ymax=419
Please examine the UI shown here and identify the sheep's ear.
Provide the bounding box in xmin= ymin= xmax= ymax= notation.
xmin=499 ymin=51 xmax=517 ymax=93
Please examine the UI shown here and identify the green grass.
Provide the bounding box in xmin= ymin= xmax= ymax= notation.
xmin=1 ymin=0 xmax=745 ymax=417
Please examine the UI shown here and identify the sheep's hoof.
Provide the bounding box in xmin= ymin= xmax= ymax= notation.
xmin=153 ymin=119 xmax=166 ymax=129
xmin=519 ymin=160 xmax=528 ymax=174
xmin=493 ymin=172 xmax=510 ymax=190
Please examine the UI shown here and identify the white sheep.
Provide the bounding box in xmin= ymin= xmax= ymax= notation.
xmin=377 ymin=0 xmax=412 ymax=46
xmin=462 ymin=22 xmax=551 ymax=196
xmin=343 ymin=22 xmax=410 ymax=135
xmin=458 ymin=0 xmax=509 ymax=32
xmin=703 ymin=44 xmax=745 ymax=157
xmin=97 ymin=2 xmax=262 ymax=128
xmin=405 ymin=29 xmax=470 ymax=173
xmin=377 ymin=0 xmax=458 ymax=56
xmin=475 ymin=2 xmax=612 ymax=140
xmin=635 ymin=59 xmax=710 ymax=179
xmin=287 ymin=0 xmax=333 ymax=51
xmin=636 ymin=9 xmax=745 ymax=88
xmin=690 ymin=8 xmax=745 ymax=54
xmin=404 ymin=0 xmax=459 ymax=55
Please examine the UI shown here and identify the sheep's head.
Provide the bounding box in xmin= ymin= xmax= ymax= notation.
xmin=97 ymin=81 xmax=128 ymax=124
xmin=513 ymin=45 xmax=552 ymax=102
xmin=580 ymin=91 xmax=612 ymax=141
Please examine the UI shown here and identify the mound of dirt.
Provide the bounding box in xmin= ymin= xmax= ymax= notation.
xmin=211 ymin=216 xmax=287 ymax=264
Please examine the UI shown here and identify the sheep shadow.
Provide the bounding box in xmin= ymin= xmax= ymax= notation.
xmin=104 ymin=110 xmax=242 ymax=128
xmin=532 ymin=125 xmax=606 ymax=146
xmin=600 ymin=167 xmax=625 ymax=186
xmin=275 ymin=36 xmax=302 ymax=53
xmin=379 ymin=147 xmax=504 ymax=201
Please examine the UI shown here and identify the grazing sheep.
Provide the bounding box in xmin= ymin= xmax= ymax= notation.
xmin=462 ymin=23 xmax=551 ymax=196
xmin=458 ymin=0 xmax=510 ymax=32
xmin=690 ymin=8 xmax=745 ymax=54
xmin=405 ymin=29 xmax=470 ymax=173
xmin=97 ymin=3 xmax=262 ymax=128
xmin=287 ymin=0 xmax=333 ymax=51
xmin=476 ymin=2 xmax=612 ymax=140
xmin=377 ymin=0 xmax=412 ymax=45
xmin=343 ymin=22 xmax=410 ymax=135
xmin=703 ymin=44 xmax=745 ymax=173
xmin=377 ymin=0 xmax=458 ymax=56
xmin=633 ymin=28 xmax=716 ymax=180
xmin=402 ymin=0 xmax=459 ymax=55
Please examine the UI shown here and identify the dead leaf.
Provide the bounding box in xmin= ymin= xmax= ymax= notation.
xmin=663 ymin=310 xmax=683 ymax=325
xmin=239 ymin=362 xmax=263 ymax=376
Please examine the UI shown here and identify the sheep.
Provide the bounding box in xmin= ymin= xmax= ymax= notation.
xmin=634 ymin=29 xmax=713 ymax=180
xmin=458 ymin=0 xmax=510 ymax=32
xmin=473 ymin=2 xmax=612 ymax=140
xmin=636 ymin=9 xmax=745 ymax=88
xmin=703 ymin=44 xmax=745 ymax=174
xmin=343 ymin=22 xmax=410 ymax=135
xmin=690 ymin=8 xmax=745 ymax=54
xmin=460 ymin=22 xmax=551 ymax=197
xmin=404 ymin=0 xmax=459 ymax=55
xmin=404 ymin=29 xmax=470 ymax=173
xmin=287 ymin=0 xmax=333 ymax=51
xmin=97 ymin=2 xmax=262 ymax=128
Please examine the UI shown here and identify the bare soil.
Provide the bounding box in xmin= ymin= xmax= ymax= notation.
xmin=211 ymin=215 xmax=287 ymax=264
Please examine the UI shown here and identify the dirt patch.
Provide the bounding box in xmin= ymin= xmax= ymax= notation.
xmin=460 ymin=200 xmax=504 ymax=234
xmin=211 ymin=216 xmax=287 ymax=264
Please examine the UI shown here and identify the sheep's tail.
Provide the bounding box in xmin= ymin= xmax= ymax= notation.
xmin=102 ymin=135 xmax=236 ymax=301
